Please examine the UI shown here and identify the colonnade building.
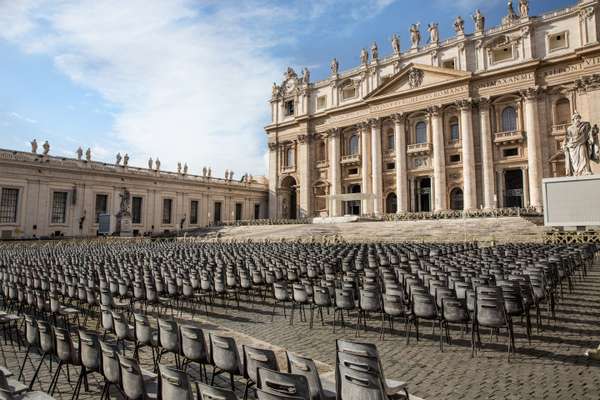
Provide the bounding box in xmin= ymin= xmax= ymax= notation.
xmin=266 ymin=0 xmax=600 ymax=219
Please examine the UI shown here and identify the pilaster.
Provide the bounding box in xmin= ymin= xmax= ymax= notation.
xmin=392 ymin=113 xmax=408 ymax=213
xmin=429 ymin=106 xmax=447 ymax=211
xmin=479 ymin=98 xmax=496 ymax=209
xmin=521 ymin=87 xmax=543 ymax=209
xmin=457 ymin=99 xmax=477 ymax=210
xmin=370 ymin=118 xmax=383 ymax=215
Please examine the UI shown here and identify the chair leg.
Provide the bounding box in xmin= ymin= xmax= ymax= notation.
xmin=28 ymin=352 xmax=47 ymax=390
xmin=18 ymin=344 xmax=31 ymax=381
xmin=48 ymin=360 xmax=63 ymax=395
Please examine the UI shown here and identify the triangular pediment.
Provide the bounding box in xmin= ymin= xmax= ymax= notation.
xmin=366 ymin=63 xmax=471 ymax=100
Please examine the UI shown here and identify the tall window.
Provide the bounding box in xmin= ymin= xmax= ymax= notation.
xmin=190 ymin=200 xmax=199 ymax=225
xmin=162 ymin=199 xmax=173 ymax=224
xmin=501 ymin=106 xmax=517 ymax=132
xmin=415 ymin=121 xmax=427 ymax=144
xmin=284 ymin=100 xmax=294 ymax=116
xmin=51 ymin=192 xmax=68 ymax=224
xmin=450 ymin=117 xmax=460 ymax=141
xmin=348 ymin=134 xmax=359 ymax=155
xmin=316 ymin=141 xmax=326 ymax=162
xmin=387 ymin=129 xmax=395 ymax=150
xmin=132 ymin=196 xmax=142 ymax=224
xmin=0 ymin=188 xmax=19 ymax=223
xmin=254 ymin=204 xmax=261 ymax=219
xmin=95 ymin=194 xmax=108 ymax=223
xmin=235 ymin=203 xmax=243 ymax=221
xmin=555 ymin=98 xmax=571 ymax=125
xmin=285 ymin=147 xmax=295 ymax=167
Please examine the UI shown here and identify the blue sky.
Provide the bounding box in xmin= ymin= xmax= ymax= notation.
xmin=0 ymin=0 xmax=573 ymax=177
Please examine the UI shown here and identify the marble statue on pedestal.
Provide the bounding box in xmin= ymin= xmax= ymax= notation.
xmin=360 ymin=48 xmax=369 ymax=66
xmin=30 ymin=139 xmax=38 ymax=154
xmin=428 ymin=23 xmax=439 ymax=45
xmin=183 ymin=163 xmax=188 ymax=174
xmin=564 ymin=112 xmax=600 ymax=176
xmin=473 ymin=9 xmax=485 ymax=33
xmin=330 ymin=58 xmax=339 ymax=75
xmin=302 ymin=68 xmax=310 ymax=85
xmin=76 ymin=147 xmax=83 ymax=160
xmin=155 ymin=158 xmax=161 ymax=171
xmin=117 ymin=188 xmax=132 ymax=237
xmin=391 ymin=33 xmax=401 ymax=56
xmin=410 ymin=24 xmax=421 ymax=48
xmin=371 ymin=42 xmax=378 ymax=60
xmin=123 ymin=153 xmax=129 ymax=166
xmin=454 ymin=16 xmax=465 ymax=36
xmin=85 ymin=148 xmax=91 ymax=161
xmin=519 ymin=0 xmax=529 ymax=17
xmin=116 ymin=153 xmax=122 ymax=165
xmin=42 ymin=141 xmax=50 ymax=155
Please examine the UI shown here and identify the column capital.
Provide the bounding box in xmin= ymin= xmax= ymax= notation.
xmin=477 ymin=97 xmax=491 ymax=109
xmin=325 ymin=127 xmax=340 ymax=138
xmin=355 ymin=122 xmax=369 ymax=132
xmin=268 ymin=142 xmax=279 ymax=151
xmin=391 ymin=113 xmax=406 ymax=124
xmin=427 ymin=105 xmax=442 ymax=117
xmin=455 ymin=98 xmax=475 ymax=111
xmin=520 ymin=86 xmax=543 ymax=101
xmin=297 ymin=134 xmax=310 ymax=144
xmin=368 ymin=118 xmax=381 ymax=129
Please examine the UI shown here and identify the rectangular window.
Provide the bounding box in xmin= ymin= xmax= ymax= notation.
xmin=284 ymin=100 xmax=294 ymax=116
xmin=492 ymin=45 xmax=513 ymax=63
xmin=386 ymin=162 xmax=396 ymax=170
xmin=51 ymin=192 xmax=68 ymax=224
xmin=442 ymin=59 xmax=456 ymax=69
xmin=503 ymin=147 xmax=519 ymax=157
xmin=0 ymin=188 xmax=19 ymax=223
xmin=254 ymin=204 xmax=261 ymax=220
xmin=387 ymin=134 xmax=395 ymax=150
xmin=132 ymin=196 xmax=142 ymax=224
xmin=449 ymin=154 xmax=461 ymax=163
xmin=548 ymin=32 xmax=568 ymax=52
xmin=214 ymin=202 xmax=222 ymax=224
xmin=342 ymin=86 xmax=357 ymax=100
xmin=317 ymin=96 xmax=327 ymax=110
xmin=348 ymin=168 xmax=359 ymax=176
xmin=190 ymin=200 xmax=199 ymax=225
xmin=235 ymin=203 xmax=243 ymax=221
xmin=95 ymin=194 xmax=108 ymax=223
xmin=162 ymin=199 xmax=172 ymax=224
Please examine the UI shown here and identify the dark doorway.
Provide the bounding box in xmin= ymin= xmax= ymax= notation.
xmin=417 ymin=178 xmax=431 ymax=212
xmin=386 ymin=193 xmax=397 ymax=214
xmin=235 ymin=203 xmax=243 ymax=221
xmin=450 ymin=188 xmax=464 ymax=210
xmin=504 ymin=169 xmax=524 ymax=208
xmin=346 ymin=184 xmax=361 ymax=216
xmin=281 ymin=176 xmax=298 ymax=219
xmin=214 ymin=202 xmax=222 ymax=225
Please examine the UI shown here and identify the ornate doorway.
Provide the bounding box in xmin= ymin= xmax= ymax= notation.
xmin=504 ymin=169 xmax=524 ymax=208
xmin=346 ymin=184 xmax=361 ymax=216
xmin=416 ymin=177 xmax=431 ymax=212
xmin=386 ymin=193 xmax=398 ymax=214
xmin=280 ymin=176 xmax=298 ymax=219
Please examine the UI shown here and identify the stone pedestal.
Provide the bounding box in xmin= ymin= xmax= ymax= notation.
xmin=117 ymin=214 xmax=133 ymax=237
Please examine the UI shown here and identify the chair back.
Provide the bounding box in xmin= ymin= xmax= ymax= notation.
xmin=286 ymin=352 xmax=324 ymax=400
xmin=257 ymin=368 xmax=310 ymax=400
xmin=210 ymin=334 xmax=241 ymax=375
xmin=99 ymin=340 xmax=121 ymax=384
xmin=337 ymin=364 xmax=387 ymax=400
xmin=243 ymin=345 xmax=279 ymax=384
xmin=197 ymin=382 xmax=238 ymax=400
xmin=119 ymin=354 xmax=147 ymax=400
xmin=159 ymin=364 xmax=193 ymax=400
xmin=79 ymin=330 xmax=101 ymax=371
xmin=158 ymin=318 xmax=180 ymax=353
xmin=180 ymin=325 xmax=208 ymax=363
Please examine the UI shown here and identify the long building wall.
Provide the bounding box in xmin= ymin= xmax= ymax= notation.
xmin=266 ymin=0 xmax=600 ymax=219
xmin=0 ymin=150 xmax=269 ymax=239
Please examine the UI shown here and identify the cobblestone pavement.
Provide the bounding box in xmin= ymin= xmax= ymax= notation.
xmin=2 ymin=262 xmax=600 ymax=400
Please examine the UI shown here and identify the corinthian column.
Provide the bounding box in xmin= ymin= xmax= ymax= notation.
xmin=359 ymin=122 xmax=372 ymax=215
xmin=479 ymin=98 xmax=495 ymax=209
xmin=328 ymin=128 xmax=341 ymax=216
xmin=297 ymin=134 xmax=311 ymax=218
xmin=521 ymin=88 xmax=543 ymax=208
xmin=268 ymin=142 xmax=279 ymax=218
xmin=370 ymin=118 xmax=383 ymax=215
xmin=392 ymin=113 xmax=408 ymax=213
xmin=457 ymin=99 xmax=476 ymax=210
xmin=429 ymin=106 xmax=447 ymax=211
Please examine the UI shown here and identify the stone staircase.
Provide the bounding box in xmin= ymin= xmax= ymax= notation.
xmin=195 ymin=217 xmax=546 ymax=244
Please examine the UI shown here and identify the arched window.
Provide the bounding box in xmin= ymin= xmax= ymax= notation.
xmin=285 ymin=147 xmax=294 ymax=167
xmin=555 ymin=98 xmax=571 ymax=125
xmin=415 ymin=121 xmax=427 ymax=144
xmin=450 ymin=188 xmax=464 ymax=210
xmin=348 ymin=134 xmax=359 ymax=155
xmin=386 ymin=193 xmax=398 ymax=214
xmin=501 ymin=106 xmax=517 ymax=132
xmin=449 ymin=117 xmax=460 ymax=141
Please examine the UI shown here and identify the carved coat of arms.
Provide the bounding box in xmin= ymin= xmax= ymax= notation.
xmin=408 ymin=68 xmax=424 ymax=89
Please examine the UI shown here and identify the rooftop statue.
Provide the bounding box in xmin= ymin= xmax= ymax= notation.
xmin=123 ymin=153 xmax=129 ymax=166
xmin=371 ymin=41 xmax=378 ymax=60
xmin=148 ymin=157 xmax=153 ymax=170
xmin=85 ymin=148 xmax=91 ymax=161
xmin=473 ymin=9 xmax=485 ymax=33
xmin=410 ymin=23 xmax=421 ymax=49
xmin=360 ymin=48 xmax=369 ymax=65
xmin=76 ymin=147 xmax=83 ymax=160
xmin=391 ymin=33 xmax=401 ymax=56
xmin=454 ymin=16 xmax=465 ymax=35
xmin=330 ymin=58 xmax=339 ymax=75
xmin=564 ymin=112 xmax=600 ymax=176
xmin=427 ymin=23 xmax=439 ymax=45
xmin=155 ymin=158 xmax=161 ymax=171
xmin=202 ymin=166 xmax=207 ymax=177
xmin=183 ymin=163 xmax=188 ymax=174
xmin=177 ymin=162 xmax=182 ymax=174
xmin=42 ymin=141 xmax=50 ymax=155
xmin=116 ymin=152 xmax=122 ymax=165
xmin=302 ymin=67 xmax=310 ymax=85
xmin=30 ymin=139 xmax=38 ymax=154
xmin=519 ymin=0 xmax=529 ymax=17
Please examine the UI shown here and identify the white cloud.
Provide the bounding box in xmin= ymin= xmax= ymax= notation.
xmin=8 ymin=112 xmax=37 ymax=124
xmin=0 ymin=0 xmax=396 ymax=176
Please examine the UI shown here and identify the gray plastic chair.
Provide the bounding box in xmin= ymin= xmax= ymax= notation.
xmin=209 ymin=334 xmax=242 ymax=392
xmin=242 ymin=345 xmax=279 ymax=400
xmin=157 ymin=318 xmax=180 ymax=367
xmin=18 ymin=316 xmax=39 ymax=381
xmin=179 ymin=325 xmax=209 ymax=382
xmin=133 ymin=313 xmax=159 ymax=371
xmin=197 ymin=382 xmax=238 ymax=400
xmin=158 ymin=364 xmax=193 ymax=400
xmin=72 ymin=330 xmax=101 ymax=400
xmin=256 ymin=388 xmax=305 ymax=400
xmin=336 ymin=364 xmax=387 ymax=400
xmin=48 ymin=326 xmax=81 ymax=396
xmin=99 ymin=339 xmax=125 ymax=400
xmin=256 ymin=368 xmax=310 ymax=400
xmin=118 ymin=354 xmax=158 ymax=400
xmin=286 ymin=352 xmax=335 ymax=400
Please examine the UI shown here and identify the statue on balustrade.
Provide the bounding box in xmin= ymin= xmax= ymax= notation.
xmin=183 ymin=163 xmax=188 ymax=174
xmin=563 ymin=112 xmax=600 ymax=176
xmin=148 ymin=157 xmax=153 ymax=169
xmin=155 ymin=158 xmax=161 ymax=171
xmin=360 ymin=48 xmax=369 ymax=65
xmin=519 ymin=0 xmax=529 ymax=17
xmin=86 ymin=148 xmax=91 ymax=161
xmin=473 ymin=9 xmax=485 ymax=33
xmin=391 ymin=33 xmax=401 ymax=56
xmin=371 ymin=41 xmax=378 ymax=60
xmin=302 ymin=67 xmax=310 ymax=85
xmin=116 ymin=152 xmax=122 ymax=165
xmin=123 ymin=153 xmax=129 ymax=166
xmin=410 ymin=23 xmax=421 ymax=48
xmin=76 ymin=147 xmax=83 ymax=160
xmin=42 ymin=141 xmax=50 ymax=155
xmin=330 ymin=58 xmax=339 ymax=75
xmin=427 ymin=23 xmax=439 ymax=45
xmin=30 ymin=139 xmax=38 ymax=154
xmin=177 ymin=162 xmax=182 ymax=174
xmin=454 ymin=16 xmax=465 ymax=36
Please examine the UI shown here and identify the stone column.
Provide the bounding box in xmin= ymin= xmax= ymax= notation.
xmin=370 ymin=118 xmax=383 ymax=215
xmin=479 ymin=98 xmax=496 ymax=209
xmin=457 ymin=99 xmax=477 ymax=210
xmin=392 ymin=113 xmax=408 ymax=213
xmin=328 ymin=128 xmax=341 ymax=216
xmin=429 ymin=106 xmax=447 ymax=211
xmin=410 ymin=177 xmax=416 ymax=212
xmin=297 ymin=134 xmax=311 ymax=218
xmin=268 ymin=142 xmax=279 ymax=219
xmin=522 ymin=166 xmax=530 ymax=207
xmin=359 ymin=123 xmax=372 ymax=215
xmin=521 ymin=88 xmax=543 ymax=209
xmin=497 ymin=169 xmax=504 ymax=208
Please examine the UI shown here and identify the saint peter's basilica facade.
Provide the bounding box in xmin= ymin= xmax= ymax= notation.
xmin=266 ymin=0 xmax=600 ymax=219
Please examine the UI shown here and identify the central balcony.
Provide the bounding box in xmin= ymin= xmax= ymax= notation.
xmin=341 ymin=154 xmax=361 ymax=165
xmin=407 ymin=142 xmax=432 ymax=156
xmin=494 ymin=130 xmax=525 ymax=145
xmin=551 ymin=123 xmax=569 ymax=136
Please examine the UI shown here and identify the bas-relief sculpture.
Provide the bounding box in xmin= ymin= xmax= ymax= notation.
xmin=410 ymin=23 xmax=421 ymax=49
xmin=564 ymin=112 xmax=600 ymax=176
